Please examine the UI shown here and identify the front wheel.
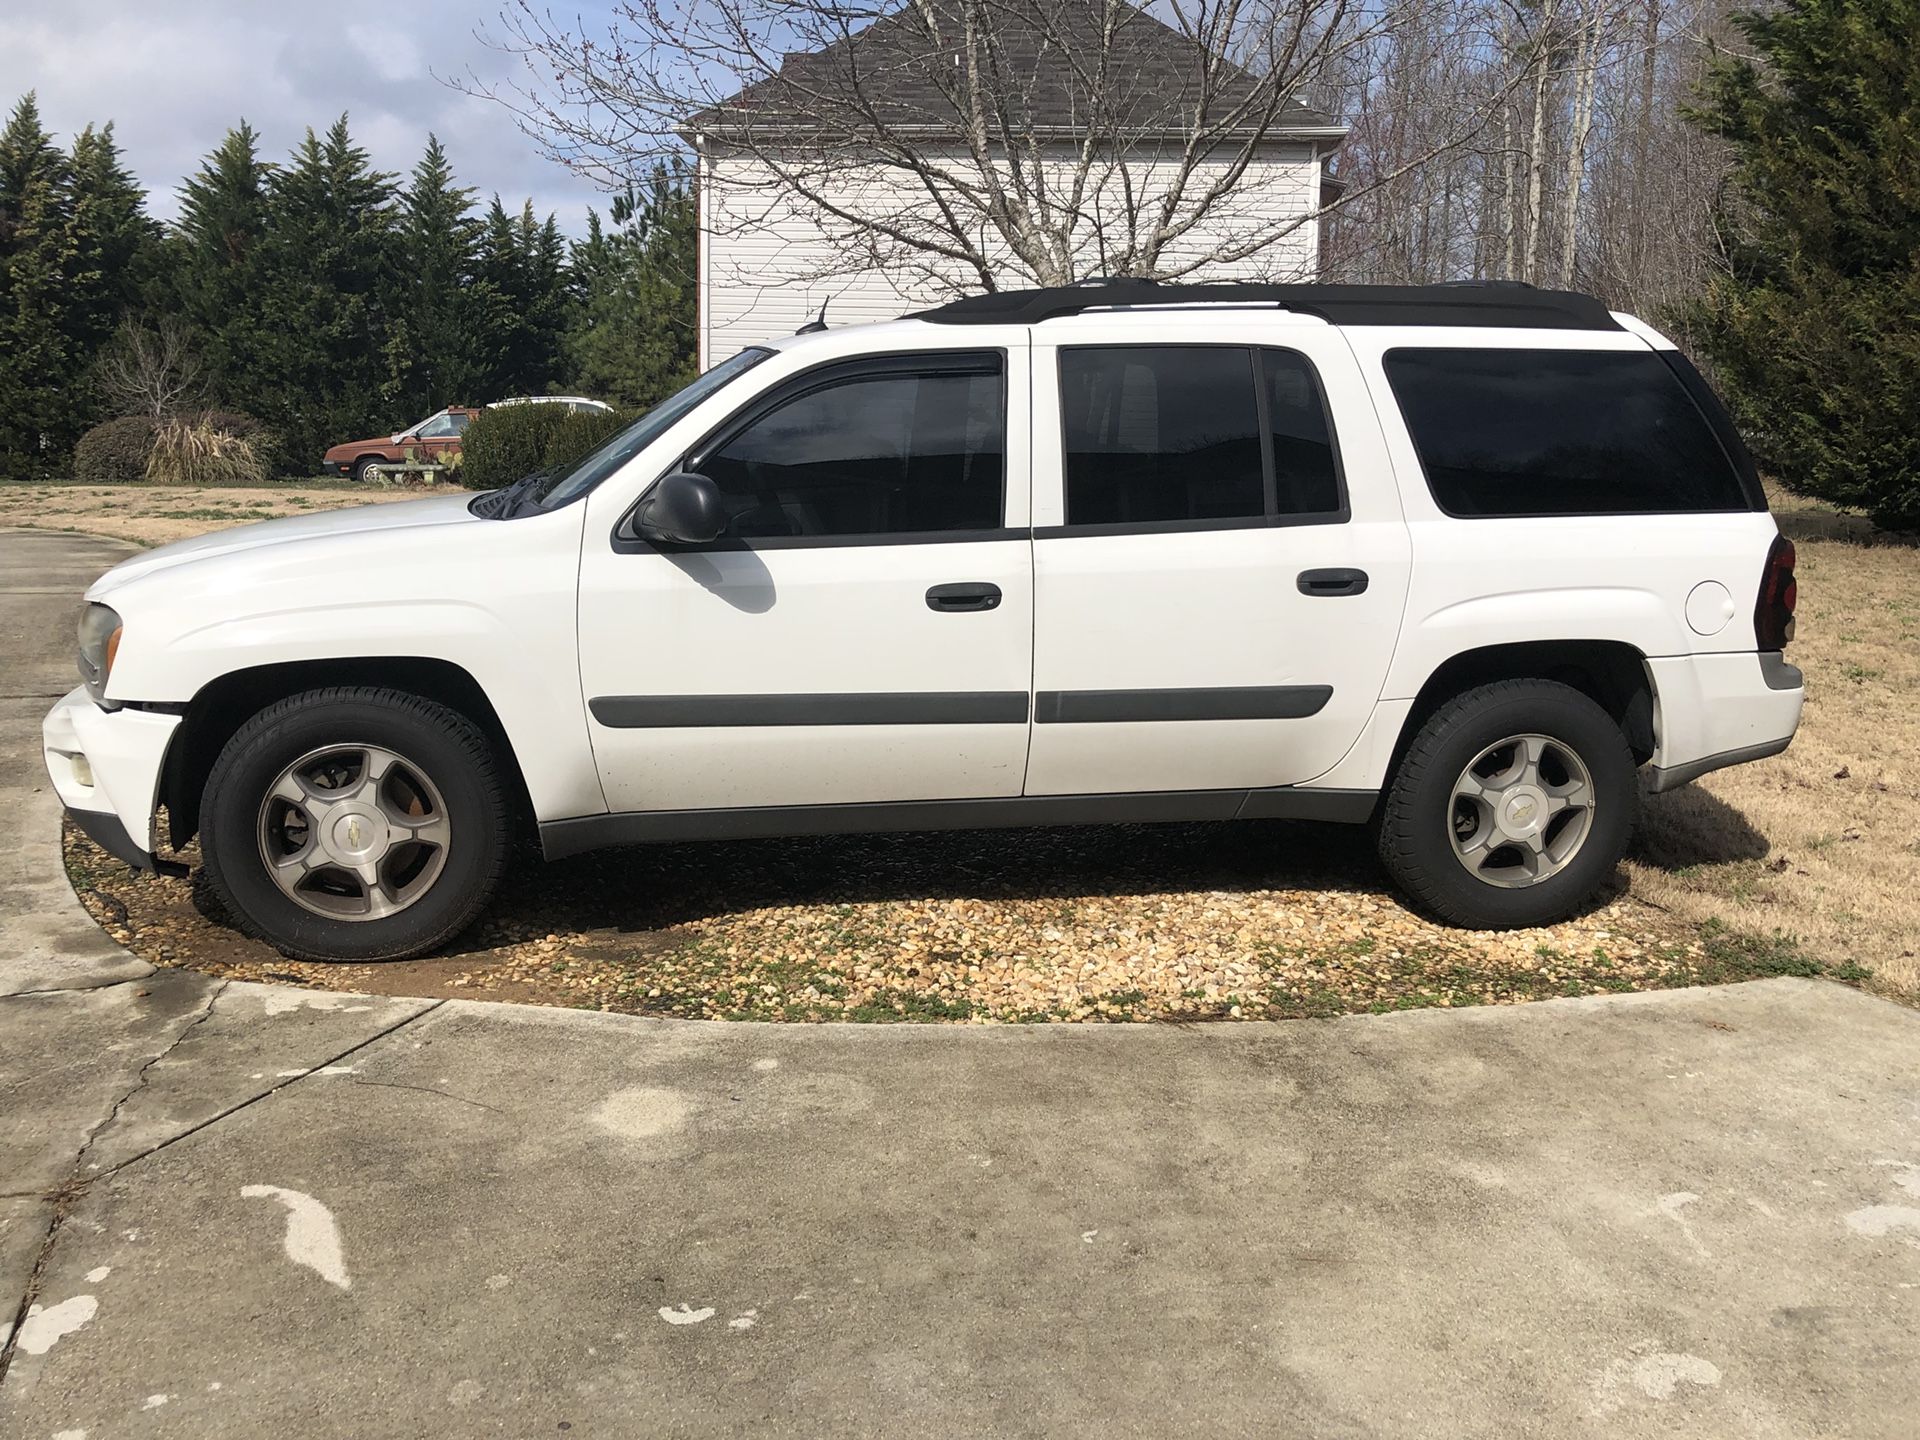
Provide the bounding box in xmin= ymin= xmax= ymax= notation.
xmin=349 ymin=456 xmax=383 ymax=484
xmin=200 ymin=687 xmax=510 ymax=961
xmin=1376 ymin=679 xmax=1637 ymax=929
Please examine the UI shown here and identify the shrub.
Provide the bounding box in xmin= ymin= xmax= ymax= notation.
xmin=146 ymin=417 xmax=270 ymax=486
xmin=459 ymin=403 xmax=573 ymax=491
xmin=198 ymin=410 xmax=282 ymax=472
xmin=542 ymin=408 xmax=633 ymax=472
xmin=73 ymin=416 xmax=160 ymax=484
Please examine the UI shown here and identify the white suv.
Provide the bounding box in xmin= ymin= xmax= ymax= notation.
xmin=43 ymin=282 xmax=1803 ymax=961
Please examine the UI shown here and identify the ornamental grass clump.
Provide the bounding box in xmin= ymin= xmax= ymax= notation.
xmin=146 ymin=415 xmax=270 ymax=486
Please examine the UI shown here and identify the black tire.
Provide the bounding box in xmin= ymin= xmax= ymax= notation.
xmin=1376 ymin=679 xmax=1637 ymax=929
xmin=350 ymin=455 xmax=383 ymax=483
xmin=200 ymin=687 xmax=510 ymax=961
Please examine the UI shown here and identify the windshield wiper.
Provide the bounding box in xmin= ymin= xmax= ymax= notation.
xmin=471 ymin=470 xmax=548 ymax=520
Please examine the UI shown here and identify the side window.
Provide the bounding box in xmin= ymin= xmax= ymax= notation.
xmin=1060 ymin=347 xmax=1264 ymax=525
xmin=415 ymin=414 xmax=456 ymax=439
xmin=1263 ymin=349 xmax=1343 ymax=517
xmin=1383 ymin=348 xmax=1754 ymax=517
xmin=448 ymin=412 xmax=473 ymax=434
xmin=700 ymin=358 xmax=1004 ymax=540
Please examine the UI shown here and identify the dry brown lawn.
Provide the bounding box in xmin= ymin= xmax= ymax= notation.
xmin=0 ymin=480 xmax=442 ymax=547
xmin=1630 ymin=492 xmax=1919 ymax=1003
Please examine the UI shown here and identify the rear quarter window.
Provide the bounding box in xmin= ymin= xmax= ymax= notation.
xmin=1383 ymin=348 xmax=1758 ymax=518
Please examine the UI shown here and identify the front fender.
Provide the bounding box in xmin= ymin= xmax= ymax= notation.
xmin=97 ymin=506 xmax=604 ymax=823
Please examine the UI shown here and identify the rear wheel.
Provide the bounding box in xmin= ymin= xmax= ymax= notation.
xmin=1376 ymin=679 xmax=1636 ymax=929
xmin=200 ymin=687 xmax=510 ymax=961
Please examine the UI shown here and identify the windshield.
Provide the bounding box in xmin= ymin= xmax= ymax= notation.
xmin=506 ymin=348 xmax=774 ymax=514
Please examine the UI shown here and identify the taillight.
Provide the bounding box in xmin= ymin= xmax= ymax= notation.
xmin=1755 ymin=535 xmax=1797 ymax=649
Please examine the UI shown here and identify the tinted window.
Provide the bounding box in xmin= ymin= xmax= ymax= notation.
xmin=1264 ymin=349 xmax=1342 ymax=516
xmin=702 ymin=360 xmax=1003 ymax=539
xmin=1384 ymin=348 xmax=1751 ymax=517
xmin=1061 ymin=347 xmax=1264 ymax=525
xmin=1658 ymin=351 xmax=1766 ymax=508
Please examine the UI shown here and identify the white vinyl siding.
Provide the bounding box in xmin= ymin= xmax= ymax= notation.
xmin=697 ymin=140 xmax=1325 ymax=365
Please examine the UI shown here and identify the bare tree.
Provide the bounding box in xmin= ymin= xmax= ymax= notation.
xmin=94 ymin=317 xmax=207 ymax=420
xmin=467 ymin=0 xmax=1509 ymax=290
xmin=1323 ymin=0 xmax=1739 ymax=315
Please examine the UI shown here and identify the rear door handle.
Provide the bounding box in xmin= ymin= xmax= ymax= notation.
xmin=1296 ymin=568 xmax=1369 ymax=598
xmin=926 ymin=582 xmax=1003 ymax=613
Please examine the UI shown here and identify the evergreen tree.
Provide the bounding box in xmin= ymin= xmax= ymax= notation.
xmin=477 ymin=196 xmax=570 ymax=398
xmin=253 ymin=116 xmax=396 ymax=463
xmin=568 ymin=162 xmax=698 ymax=409
xmin=1682 ymin=0 xmax=1920 ymax=530
xmin=384 ymin=134 xmax=488 ymax=415
xmin=66 ymin=122 xmax=163 ymax=409
xmin=173 ymin=122 xmax=274 ymax=412
xmin=0 ymin=94 xmax=76 ymax=475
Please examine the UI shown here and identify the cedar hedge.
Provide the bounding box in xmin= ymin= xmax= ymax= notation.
xmin=458 ymin=403 xmax=573 ymax=491
xmin=542 ymin=408 xmax=632 ymax=470
xmin=460 ymin=403 xmax=633 ymax=490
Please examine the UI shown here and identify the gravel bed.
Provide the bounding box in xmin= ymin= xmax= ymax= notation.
xmin=64 ymin=816 xmax=1798 ymax=1023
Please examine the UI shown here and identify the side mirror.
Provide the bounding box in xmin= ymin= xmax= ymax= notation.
xmin=631 ymin=471 xmax=727 ymax=546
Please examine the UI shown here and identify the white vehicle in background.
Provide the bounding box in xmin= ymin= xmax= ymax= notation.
xmin=488 ymin=395 xmax=612 ymax=414
xmin=43 ymin=281 xmax=1802 ymax=961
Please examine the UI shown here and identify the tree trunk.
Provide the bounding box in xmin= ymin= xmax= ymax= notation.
xmin=1500 ymin=17 xmax=1520 ymax=279
xmin=1629 ymin=0 xmax=1662 ymax=303
xmin=1523 ymin=0 xmax=1559 ymax=285
xmin=1559 ymin=1 xmax=1599 ymax=288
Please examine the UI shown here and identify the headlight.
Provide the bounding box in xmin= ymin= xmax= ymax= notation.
xmin=77 ymin=603 xmax=123 ymax=703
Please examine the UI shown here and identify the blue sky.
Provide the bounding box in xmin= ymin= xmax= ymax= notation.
xmin=0 ymin=0 xmax=615 ymax=232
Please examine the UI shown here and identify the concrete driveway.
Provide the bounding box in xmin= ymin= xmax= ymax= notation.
xmin=3 ymin=526 xmax=1918 ymax=1438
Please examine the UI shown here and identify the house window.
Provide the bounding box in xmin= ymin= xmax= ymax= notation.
xmin=701 ymin=358 xmax=1004 ymax=539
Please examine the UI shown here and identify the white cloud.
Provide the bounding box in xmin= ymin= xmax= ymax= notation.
xmin=0 ymin=0 xmax=608 ymax=231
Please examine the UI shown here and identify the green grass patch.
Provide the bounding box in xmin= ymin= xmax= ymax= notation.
xmin=1690 ymin=917 xmax=1869 ymax=984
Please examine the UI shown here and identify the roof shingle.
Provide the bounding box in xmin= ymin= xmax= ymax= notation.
xmin=689 ymin=1 xmax=1342 ymax=140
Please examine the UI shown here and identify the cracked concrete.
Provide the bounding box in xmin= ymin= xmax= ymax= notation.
xmin=0 ymin=531 xmax=154 ymax=998
xmin=4 ymin=529 xmax=1920 ymax=1437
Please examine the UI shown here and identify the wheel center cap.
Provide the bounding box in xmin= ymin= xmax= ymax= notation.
xmin=326 ymin=804 xmax=388 ymax=864
xmin=1502 ymin=787 xmax=1546 ymax=834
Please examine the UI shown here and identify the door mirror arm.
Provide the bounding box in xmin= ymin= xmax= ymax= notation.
xmin=629 ymin=471 xmax=728 ymax=547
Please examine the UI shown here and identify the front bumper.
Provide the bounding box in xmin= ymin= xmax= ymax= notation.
xmin=1646 ymin=650 xmax=1804 ymax=793
xmin=43 ymin=685 xmax=183 ymax=870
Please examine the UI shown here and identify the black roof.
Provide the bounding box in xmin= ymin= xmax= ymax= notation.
xmin=916 ymin=280 xmax=1623 ymax=330
xmin=691 ymin=2 xmax=1340 ymax=138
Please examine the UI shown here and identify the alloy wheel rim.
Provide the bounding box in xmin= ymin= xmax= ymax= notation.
xmin=1447 ymin=733 xmax=1595 ymax=890
xmin=256 ymin=743 xmax=451 ymax=921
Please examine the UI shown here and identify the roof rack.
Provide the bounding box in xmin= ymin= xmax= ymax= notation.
xmin=916 ymin=279 xmax=1622 ymax=331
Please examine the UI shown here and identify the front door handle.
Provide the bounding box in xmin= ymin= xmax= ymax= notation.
xmin=1297 ymin=568 xmax=1369 ymax=598
xmin=926 ymin=582 xmax=1003 ymax=613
